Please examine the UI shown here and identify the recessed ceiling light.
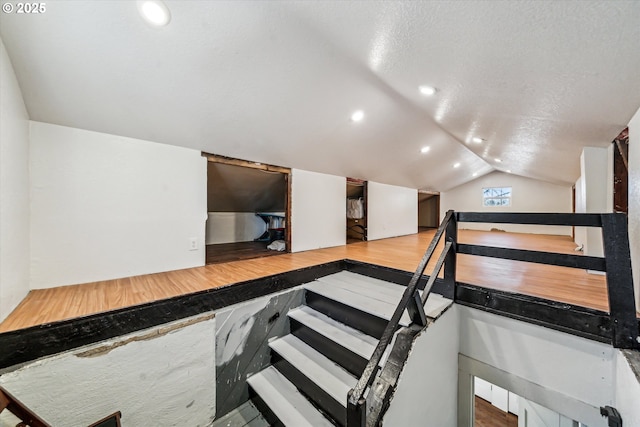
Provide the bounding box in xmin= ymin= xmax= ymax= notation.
xmin=472 ymin=172 xmax=478 ymax=177
xmin=419 ymin=85 xmax=437 ymax=96
xmin=494 ymin=158 xmax=502 ymax=163
xmin=472 ymin=137 xmax=484 ymax=143
xmin=351 ymin=110 xmax=365 ymax=122
xmin=506 ymin=169 xmax=512 ymax=173
xmin=420 ymin=146 xmax=430 ymax=154
xmin=453 ymin=162 xmax=461 ymax=168
xmin=137 ymin=0 xmax=171 ymax=27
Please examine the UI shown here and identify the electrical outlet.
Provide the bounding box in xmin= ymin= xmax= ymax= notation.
xmin=189 ymin=238 xmax=198 ymax=251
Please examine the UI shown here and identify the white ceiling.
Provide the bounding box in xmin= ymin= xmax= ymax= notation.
xmin=1 ymin=1 xmax=639 ymax=191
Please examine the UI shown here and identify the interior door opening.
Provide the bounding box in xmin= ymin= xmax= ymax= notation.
xmin=418 ymin=191 xmax=440 ymax=232
xmin=346 ymin=178 xmax=367 ymax=244
xmin=203 ymin=153 xmax=291 ymax=265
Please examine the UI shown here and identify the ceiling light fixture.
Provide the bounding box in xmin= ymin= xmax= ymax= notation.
xmin=351 ymin=110 xmax=365 ymax=122
xmin=494 ymin=158 xmax=502 ymax=163
xmin=453 ymin=162 xmax=461 ymax=168
xmin=472 ymin=137 xmax=484 ymax=143
xmin=506 ymin=169 xmax=512 ymax=173
xmin=472 ymin=172 xmax=478 ymax=177
xmin=137 ymin=0 xmax=171 ymax=27
xmin=420 ymin=146 xmax=430 ymax=154
xmin=419 ymin=85 xmax=437 ymax=96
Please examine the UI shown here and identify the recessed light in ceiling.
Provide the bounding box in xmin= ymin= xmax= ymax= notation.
xmin=453 ymin=162 xmax=461 ymax=168
xmin=351 ymin=110 xmax=365 ymax=122
xmin=506 ymin=169 xmax=512 ymax=173
xmin=419 ymin=85 xmax=437 ymax=96
xmin=494 ymin=158 xmax=502 ymax=163
xmin=472 ymin=137 xmax=484 ymax=143
xmin=472 ymin=172 xmax=478 ymax=177
xmin=420 ymin=146 xmax=430 ymax=154
xmin=137 ymin=0 xmax=171 ymax=27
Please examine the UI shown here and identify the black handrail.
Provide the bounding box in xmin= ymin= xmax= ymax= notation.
xmin=346 ymin=210 xmax=454 ymax=424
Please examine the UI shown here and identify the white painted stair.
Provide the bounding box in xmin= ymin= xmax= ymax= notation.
xmin=247 ymin=270 xmax=453 ymax=426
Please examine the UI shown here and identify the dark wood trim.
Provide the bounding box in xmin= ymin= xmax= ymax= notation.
xmin=0 ymin=386 xmax=52 ymax=427
xmin=456 ymin=212 xmax=602 ymax=227
xmin=87 ymin=411 xmax=122 ymax=427
xmin=202 ymin=152 xmax=290 ymax=174
xmin=0 ymin=261 xmax=345 ymax=370
xmin=457 ymin=244 xmax=606 ymax=271
xmin=601 ymin=213 xmax=639 ymax=349
xmin=455 ymin=283 xmax=613 ymax=343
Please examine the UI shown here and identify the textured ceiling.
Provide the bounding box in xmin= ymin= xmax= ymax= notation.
xmin=1 ymin=1 xmax=639 ymax=191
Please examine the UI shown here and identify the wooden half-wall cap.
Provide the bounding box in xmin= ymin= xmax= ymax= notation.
xmin=202 ymin=152 xmax=290 ymax=174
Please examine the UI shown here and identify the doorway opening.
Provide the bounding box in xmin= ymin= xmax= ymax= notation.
xmin=203 ymin=153 xmax=291 ymax=264
xmin=418 ymin=191 xmax=439 ymax=232
xmin=346 ymin=178 xmax=367 ymax=244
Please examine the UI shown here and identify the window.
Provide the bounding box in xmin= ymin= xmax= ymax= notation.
xmin=483 ymin=187 xmax=511 ymax=207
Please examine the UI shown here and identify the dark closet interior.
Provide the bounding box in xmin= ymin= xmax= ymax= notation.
xmin=346 ymin=178 xmax=367 ymax=243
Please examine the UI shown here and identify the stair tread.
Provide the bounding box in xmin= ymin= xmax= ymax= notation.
xmin=424 ymin=292 xmax=453 ymax=318
xmin=305 ymin=279 xmax=412 ymax=326
xmin=316 ymin=271 xmax=408 ymax=302
xmin=270 ymin=335 xmax=357 ymax=406
xmin=288 ymin=306 xmax=378 ymax=360
xmin=247 ymin=366 xmax=334 ymax=427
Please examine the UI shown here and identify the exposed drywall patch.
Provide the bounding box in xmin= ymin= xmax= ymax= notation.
xmin=0 ymin=315 xmax=216 ymax=426
xmin=76 ymin=313 xmax=215 ymax=358
xmin=215 ymin=288 xmax=304 ymax=418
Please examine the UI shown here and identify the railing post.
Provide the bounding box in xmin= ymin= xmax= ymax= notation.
xmin=347 ymin=389 xmax=366 ymax=427
xmin=443 ymin=210 xmax=457 ymax=300
xmin=601 ymin=213 xmax=640 ymax=349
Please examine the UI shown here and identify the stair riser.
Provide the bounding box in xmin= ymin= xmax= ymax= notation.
xmin=248 ymin=389 xmax=284 ymax=427
xmin=271 ymin=353 xmax=346 ymax=427
xmin=290 ymin=318 xmax=368 ymax=377
xmin=305 ymin=291 xmax=388 ymax=339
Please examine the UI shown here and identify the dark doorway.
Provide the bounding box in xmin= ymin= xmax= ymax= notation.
xmin=204 ymin=154 xmax=291 ymax=264
xmin=346 ymin=178 xmax=367 ymax=243
xmin=613 ymin=128 xmax=629 ymax=214
xmin=418 ymin=191 xmax=439 ymax=231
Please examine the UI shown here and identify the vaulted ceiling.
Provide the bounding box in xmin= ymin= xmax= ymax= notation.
xmin=2 ymin=1 xmax=639 ymax=191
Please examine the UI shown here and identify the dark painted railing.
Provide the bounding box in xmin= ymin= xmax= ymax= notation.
xmin=346 ymin=210 xmax=639 ymax=426
xmin=346 ymin=210 xmax=456 ymax=427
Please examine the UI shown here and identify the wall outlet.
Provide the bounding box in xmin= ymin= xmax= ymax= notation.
xmin=189 ymin=237 xmax=198 ymax=251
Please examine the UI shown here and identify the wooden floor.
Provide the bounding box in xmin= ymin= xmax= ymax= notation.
xmin=474 ymin=396 xmax=518 ymax=427
xmin=0 ymin=229 xmax=611 ymax=332
xmin=205 ymin=241 xmax=285 ymax=265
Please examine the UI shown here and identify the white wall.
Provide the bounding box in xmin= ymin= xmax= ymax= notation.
xmin=0 ymin=38 xmax=30 ymax=322
xmin=576 ymin=147 xmax=611 ymax=258
xmin=367 ymin=181 xmax=417 ymax=241
xmin=614 ymin=351 xmax=640 ymax=427
xmin=206 ymin=213 xmax=267 ymax=245
xmin=383 ymin=307 xmax=459 ymax=426
xmin=458 ymin=306 xmax=613 ymax=427
xmin=628 ymin=106 xmax=640 ymax=310
xmin=441 ymin=171 xmax=572 ymax=235
xmin=29 ymin=122 xmax=207 ymax=289
xmin=0 ymin=314 xmax=216 ymax=427
xmin=290 ymin=169 xmax=345 ymax=252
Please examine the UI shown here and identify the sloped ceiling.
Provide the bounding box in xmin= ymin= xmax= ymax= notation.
xmin=1 ymin=1 xmax=639 ymax=191
xmin=207 ymin=163 xmax=286 ymax=212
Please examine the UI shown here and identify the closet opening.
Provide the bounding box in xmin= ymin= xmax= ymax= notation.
xmin=203 ymin=153 xmax=291 ymax=264
xmin=346 ymin=178 xmax=367 ymax=244
xmin=418 ymin=191 xmax=439 ymax=232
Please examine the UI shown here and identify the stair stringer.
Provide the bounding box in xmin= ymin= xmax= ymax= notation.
xmin=365 ymin=306 xmax=453 ymax=427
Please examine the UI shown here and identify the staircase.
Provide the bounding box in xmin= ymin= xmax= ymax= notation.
xmin=246 ymin=270 xmax=452 ymax=426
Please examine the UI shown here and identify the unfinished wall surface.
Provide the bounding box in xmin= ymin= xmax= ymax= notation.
xmin=628 ymin=106 xmax=640 ymax=310
xmin=614 ymin=351 xmax=640 ymax=427
xmin=458 ymin=306 xmax=612 ymax=427
xmin=441 ymin=171 xmax=572 ymax=235
xmin=290 ymin=169 xmax=345 ymax=252
xmin=367 ymin=181 xmax=417 ymax=241
xmin=382 ymin=307 xmax=459 ymax=426
xmin=215 ymin=288 xmax=303 ymax=417
xmin=0 ymin=315 xmax=216 ymax=427
xmin=29 ymin=122 xmax=207 ymax=289
xmin=0 ymin=38 xmax=30 ymax=322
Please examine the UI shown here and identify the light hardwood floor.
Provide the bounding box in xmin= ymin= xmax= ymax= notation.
xmin=0 ymin=229 xmax=611 ymax=332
